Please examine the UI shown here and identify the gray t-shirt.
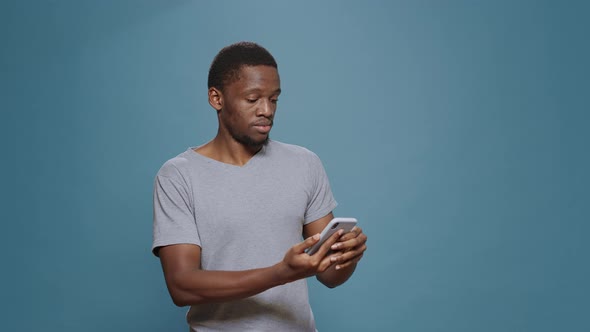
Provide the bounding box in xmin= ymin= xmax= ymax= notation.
xmin=152 ymin=140 xmax=337 ymax=331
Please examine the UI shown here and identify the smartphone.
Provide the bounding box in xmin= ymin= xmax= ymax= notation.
xmin=306 ymin=217 xmax=357 ymax=255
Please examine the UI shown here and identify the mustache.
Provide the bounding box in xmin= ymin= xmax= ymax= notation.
xmin=252 ymin=119 xmax=273 ymax=126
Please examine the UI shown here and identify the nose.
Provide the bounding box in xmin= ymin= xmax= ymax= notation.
xmin=256 ymin=99 xmax=275 ymax=117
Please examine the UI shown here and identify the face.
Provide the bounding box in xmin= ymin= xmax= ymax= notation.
xmin=210 ymin=65 xmax=281 ymax=149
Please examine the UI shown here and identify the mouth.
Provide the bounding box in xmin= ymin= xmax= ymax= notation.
xmin=253 ymin=124 xmax=272 ymax=134
xmin=252 ymin=120 xmax=273 ymax=134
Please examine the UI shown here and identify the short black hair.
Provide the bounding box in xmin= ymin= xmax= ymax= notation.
xmin=208 ymin=41 xmax=278 ymax=91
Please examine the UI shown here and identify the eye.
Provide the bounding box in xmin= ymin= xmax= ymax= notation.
xmin=271 ymin=98 xmax=279 ymax=104
xmin=246 ymin=98 xmax=258 ymax=103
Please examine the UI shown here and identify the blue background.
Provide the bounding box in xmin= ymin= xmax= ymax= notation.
xmin=1 ymin=1 xmax=588 ymax=331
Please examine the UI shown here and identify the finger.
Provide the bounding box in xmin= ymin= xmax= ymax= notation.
xmin=318 ymin=253 xmax=339 ymax=272
xmin=313 ymin=229 xmax=344 ymax=258
xmin=337 ymin=231 xmax=356 ymax=242
xmin=293 ymin=234 xmax=320 ymax=253
xmin=331 ymin=243 xmax=367 ymax=264
xmin=331 ymin=232 xmax=367 ymax=251
xmin=335 ymin=253 xmax=364 ymax=270
xmin=336 ymin=226 xmax=363 ymax=242
xmin=348 ymin=226 xmax=362 ymax=235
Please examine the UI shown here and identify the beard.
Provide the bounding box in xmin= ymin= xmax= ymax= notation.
xmin=229 ymin=128 xmax=270 ymax=149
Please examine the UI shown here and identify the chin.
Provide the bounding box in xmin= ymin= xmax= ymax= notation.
xmin=236 ymin=134 xmax=269 ymax=148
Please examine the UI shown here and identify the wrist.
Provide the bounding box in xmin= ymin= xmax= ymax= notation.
xmin=272 ymin=261 xmax=293 ymax=286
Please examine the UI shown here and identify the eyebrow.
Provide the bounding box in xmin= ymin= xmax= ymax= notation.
xmin=244 ymin=88 xmax=282 ymax=95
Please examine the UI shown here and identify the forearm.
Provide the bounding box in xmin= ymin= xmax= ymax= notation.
xmin=168 ymin=262 xmax=289 ymax=306
xmin=160 ymin=232 xmax=341 ymax=306
xmin=316 ymin=261 xmax=357 ymax=288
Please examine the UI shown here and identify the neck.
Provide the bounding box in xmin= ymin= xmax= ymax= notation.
xmin=195 ymin=135 xmax=264 ymax=166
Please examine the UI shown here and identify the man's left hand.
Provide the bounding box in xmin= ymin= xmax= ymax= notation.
xmin=329 ymin=226 xmax=367 ymax=270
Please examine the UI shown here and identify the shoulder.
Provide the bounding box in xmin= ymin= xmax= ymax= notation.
xmin=156 ymin=149 xmax=198 ymax=180
xmin=266 ymin=140 xmax=321 ymax=162
xmin=263 ymin=140 xmax=327 ymax=178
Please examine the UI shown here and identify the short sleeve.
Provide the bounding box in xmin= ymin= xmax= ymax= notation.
xmin=304 ymin=153 xmax=338 ymax=224
xmin=152 ymin=164 xmax=200 ymax=256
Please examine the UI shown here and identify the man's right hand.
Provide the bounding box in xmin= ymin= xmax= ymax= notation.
xmin=276 ymin=229 xmax=344 ymax=283
xmin=158 ymin=226 xmax=343 ymax=306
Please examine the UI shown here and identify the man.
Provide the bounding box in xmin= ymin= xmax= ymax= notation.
xmin=152 ymin=41 xmax=367 ymax=331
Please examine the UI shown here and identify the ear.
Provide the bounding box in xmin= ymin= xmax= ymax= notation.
xmin=208 ymin=87 xmax=223 ymax=112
